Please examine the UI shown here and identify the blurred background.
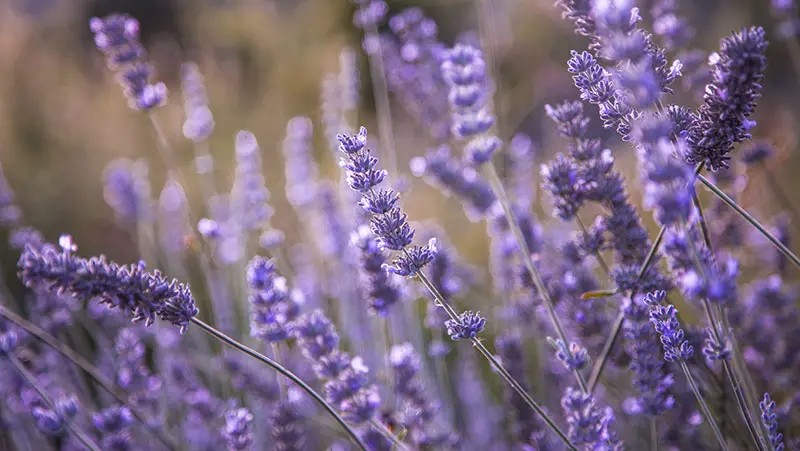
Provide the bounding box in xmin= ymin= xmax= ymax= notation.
xmin=0 ymin=0 xmax=797 ymax=269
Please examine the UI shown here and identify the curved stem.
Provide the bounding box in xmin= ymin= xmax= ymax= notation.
xmin=188 ymin=318 xmax=367 ymax=450
xmin=697 ymin=174 xmax=800 ymax=270
xmin=413 ymin=270 xmax=577 ymax=451
xmin=0 ymin=304 xmax=177 ymax=450
xmin=679 ymin=361 xmax=729 ymax=451
xmin=483 ymin=162 xmax=588 ymax=393
xmin=8 ymin=354 xmax=103 ymax=451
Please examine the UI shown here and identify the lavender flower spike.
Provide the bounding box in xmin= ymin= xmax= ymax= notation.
xmin=686 ymin=27 xmax=768 ymax=171
xmin=18 ymin=236 xmax=198 ymax=333
xmin=338 ymin=126 xmax=437 ymax=276
xmin=441 ymin=44 xmax=501 ymax=165
xmin=90 ymin=14 xmax=167 ymax=110
xmin=445 ymin=310 xmax=486 ymax=341
xmin=644 ymin=291 xmax=693 ymax=362
xmin=759 ymin=393 xmax=785 ymax=451
xmin=223 ymin=406 xmax=254 ymax=450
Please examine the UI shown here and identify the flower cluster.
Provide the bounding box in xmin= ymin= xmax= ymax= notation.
xmin=89 ymin=14 xmax=167 ymax=110
xmin=644 ymin=291 xmax=694 ymax=362
xmin=441 ymin=44 xmax=500 ymax=164
xmin=246 ymin=256 xmax=300 ymax=342
xmin=686 ymin=27 xmax=768 ymax=171
xmin=351 ymin=225 xmax=401 ymax=315
xmin=338 ymin=126 xmax=437 ymax=276
xmin=18 ymin=237 xmax=198 ymax=333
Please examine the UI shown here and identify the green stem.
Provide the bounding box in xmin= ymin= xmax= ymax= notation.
xmin=0 ymin=305 xmax=177 ymax=450
xmin=679 ymin=361 xmax=729 ymax=451
xmin=697 ymin=174 xmax=800 ymax=270
xmin=413 ymin=270 xmax=577 ymax=451
xmin=189 ymin=318 xmax=367 ymax=450
xmin=483 ymin=162 xmax=588 ymax=393
xmin=8 ymin=354 xmax=103 ymax=451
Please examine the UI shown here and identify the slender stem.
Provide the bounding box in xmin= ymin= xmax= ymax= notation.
xmin=691 ymin=193 xmax=714 ymax=251
xmin=362 ymin=24 xmax=399 ymax=180
xmin=588 ymin=311 xmax=624 ymax=393
xmin=697 ymin=174 xmax=800 ymax=270
xmin=0 ymin=305 xmax=177 ymax=450
xmin=188 ymin=318 xmax=367 ymax=450
xmin=8 ymin=354 xmax=103 ymax=451
xmin=758 ymin=161 xmax=800 ymax=226
xmin=413 ymin=270 xmax=578 ymax=451
xmin=651 ymin=417 xmax=659 ymax=451
xmin=679 ymin=361 xmax=729 ymax=451
xmin=483 ymin=162 xmax=588 ymax=393
xmin=687 ymin=197 xmax=768 ymax=451
xmin=587 ymin=225 xmax=667 ymax=393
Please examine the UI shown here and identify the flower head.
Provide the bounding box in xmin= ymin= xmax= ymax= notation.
xmin=445 ymin=310 xmax=486 ymax=341
xmin=18 ymin=237 xmax=198 ymax=333
xmin=686 ymin=27 xmax=768 ymax=170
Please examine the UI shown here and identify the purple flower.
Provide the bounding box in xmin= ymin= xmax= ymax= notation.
xmin=741 ymin=140 xmax=775 ymax=165
xmin=246 ymin=256 xmax=299 ymax=342
xmin=32 ymin=393 xmax=79 ymax=436
xmin=441 ymin=44 xmax=500 ymax=164
xmin=644 ymin=291 xmax=694 ymax=362
xmin=702 ymin=327 xmax=731 ymax=361
xmin=759 ymin=393 xmax=785 ymax=451
xmin=339 ymin=127 xmax=437 ymax=274
xmin=271 ymin=396 xmax=305 ymax=450
xmin=181 ymin=63 xmax=215 ymax=142
xmin=622 ymin=295 xmax=675 ymax=416
xmin=380 ymin=8 xmax=451 ymax=141
xmin=233 ymin=131 xmax=274 ymax=232
xmin=686 ymin=27 xmax=768 ymax=171
xmin=103 ymin=159 xmax=152 ymax=229
xmin=114 ymin=328 xmax=162 ymax=417
xmin=549 ymin=338 xmax=589 ymax=371
xmin=350 ymin=225 xmax=401 ymax=315
xmin=410 ymin=146 xmax=497 ymax=221
xmin=18 ymin=238 xmax=198 ymax=332
xmin=389 ymin=342 xmax=458 ymax=447
xmin=445 ymin=310 xmax=486 ymax=341
xmin=561 ymin=387 xmax=622 ymax=449
xmin=223 ymin=407 xmax=253 ymax=450
xmin=93 ymin=405 xmax=134 ymax=450
xmin=282 ymin=116 xmax=318 ymax=209
xmin=90 ymin=14 xmax=167 ymax=110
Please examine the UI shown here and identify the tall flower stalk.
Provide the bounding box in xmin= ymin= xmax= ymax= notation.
xmin=337 ymin=126 xmax=576 ymax=450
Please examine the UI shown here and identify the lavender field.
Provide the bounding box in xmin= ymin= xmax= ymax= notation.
xmin=1 ymin=0 xmax=799 ymax=449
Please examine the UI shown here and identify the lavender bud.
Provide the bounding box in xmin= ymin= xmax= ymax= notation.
xmin=759 ymin=393 xmax=785 ymax=451
xmin=445 ymin=310 xmax=486 ymax=341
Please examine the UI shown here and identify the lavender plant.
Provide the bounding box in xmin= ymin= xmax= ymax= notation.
xmin=2 ymin=4 xmax=800 ymax=451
